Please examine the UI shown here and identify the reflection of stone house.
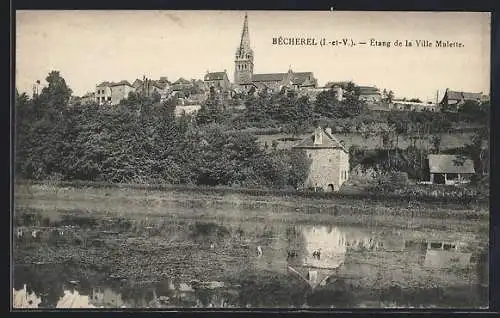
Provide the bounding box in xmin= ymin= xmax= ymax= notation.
xmin=13 ymin=284 xmax=42 ymax=308
xmin=292 ymin=126 xmax=350 ymax=192
xmin=287 ymin=225 xmax=379 ymax=290
xmin=90 ymin=287 xmax=126 ymax=308
xmin=427 ymin=154 xmax=475 ymax=185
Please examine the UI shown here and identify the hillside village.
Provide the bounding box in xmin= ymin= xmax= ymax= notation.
xmin=18 ymin=13 xmax=490 ymax=199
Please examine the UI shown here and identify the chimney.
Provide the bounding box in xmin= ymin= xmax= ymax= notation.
xmin=325 ymin=127 xmax=332 ymax=135
xmin=313 ymin=127 xmax=323 ymax=145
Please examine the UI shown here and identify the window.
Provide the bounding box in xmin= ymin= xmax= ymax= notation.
xmin=107 ymin=97 xmax=111 ymax=101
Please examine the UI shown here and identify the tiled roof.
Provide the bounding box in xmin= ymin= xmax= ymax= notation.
xmin=96 ymin=81 xmax=111 ymax=87
xmin=428 ymin=154 xmax=475 ymax=174
xmin=173 ymin=78 xmax=191 ymax=85
xmin=204 ymin=72 xmax=227 ymax=81
xmin=109 ymin=80 xmax=133 ymax=87
xmin=446 ymin=90 xmax=483 ymax=101
xmin=292 ymin=127 xmax=347 ymax=152
xmin=358 ymin=86 xmax=380 ymax=95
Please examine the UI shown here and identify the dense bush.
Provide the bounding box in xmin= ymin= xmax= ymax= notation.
xmin=15 ymin=72 xmax=310 ymax=189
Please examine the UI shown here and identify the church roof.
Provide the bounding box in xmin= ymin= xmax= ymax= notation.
xmin=204 ymin=72 xmax=227 ymax=81
xmin=292 ymin=127 xmax=347 ymax=152
xmin=252 ymin=73 xmax=287 ymax=82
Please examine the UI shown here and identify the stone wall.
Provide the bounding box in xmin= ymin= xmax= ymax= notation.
xmin=304 ymin=148 xmax=350 ymax=191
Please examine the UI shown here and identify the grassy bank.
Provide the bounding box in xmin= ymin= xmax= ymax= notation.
xmin=14 ymin=182 xmax=489 ymax=233
xmin=14 ymin=179 xmax=488 ymax=207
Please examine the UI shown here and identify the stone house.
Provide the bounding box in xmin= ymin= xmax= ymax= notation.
xmin=204 ymin=70 xmax=231 ymax=92
xmin=292 ymin=126 xmax=349 ymax=192
xmin=95 ymin=80 xmax=135 ymax=105
xmin=439 ymin=89 xmax=485 ymax=111
xmin=109 ymin=81 xmax=135 ymax=105
xmin=133 ymin=77 xmax=171 ymax=101
xmin=95 ymin=82 xmax=113 ymax=105
xmin=427 ymin=154 xmax=475 ymax=185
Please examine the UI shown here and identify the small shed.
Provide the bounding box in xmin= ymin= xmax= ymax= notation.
xmin=427 ymin=154 xmax=475 ymax=185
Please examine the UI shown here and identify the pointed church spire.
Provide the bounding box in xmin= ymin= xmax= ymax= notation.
xmin=238 ymin=12 xmax=251 ymax=53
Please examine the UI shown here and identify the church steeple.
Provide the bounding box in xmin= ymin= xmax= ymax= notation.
xmin=238 ymin=12 xmax=251 ymax=54
xmin=234 ymin=12 xmax=254 ymax=85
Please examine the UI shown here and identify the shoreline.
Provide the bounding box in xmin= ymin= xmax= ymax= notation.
xmin=14 ymin=182 xmax=489 ymax=233
xmin=14 ymin=179 xmax=488 ymax=208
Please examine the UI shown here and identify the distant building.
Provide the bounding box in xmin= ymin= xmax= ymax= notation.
xmin=292 ymin=126 xmax=350 ymax=192
xmin=390 ymin=100 xmax=439 ymax=112
xmin=204 ymin=70 xmax=231 ymax=91
xmin=427 ymin=154 xmax=475 ymax=185
xmin=175 ymin=104 xmax=202 ymax=117
xmin=133 ymin=77 xmax=171 ymax=101
xmin=233 ymin=13 xmax=317 ymax=94
xmin=80 ymin=92 xmax=96 ymax=105
xmin=95 ymin=80 xmax=135 ymax=105
xmin=358 ymin=86 xmax=382 ymax=104
xmin=440 ymin=89 xmax=485 ymax=111
xmin=300 ymin=85 xmax=343 ymax=102
xmin=172 ymin=78 xmax=193 ymax=92
xmin=95 ymin=82 xmax=113 ymax=105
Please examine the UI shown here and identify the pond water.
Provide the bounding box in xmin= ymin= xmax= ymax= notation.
xmin=12 ymin=208 xmax=489 ymax=309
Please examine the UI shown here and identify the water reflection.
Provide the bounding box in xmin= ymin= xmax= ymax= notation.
xmin=13 ymin=219 xmax=488 ymax=309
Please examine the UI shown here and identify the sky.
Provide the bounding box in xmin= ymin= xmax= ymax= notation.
xmin=16 ymin=10 xmax=491 ymax=102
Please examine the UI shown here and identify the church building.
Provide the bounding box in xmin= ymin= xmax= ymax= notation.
xmin=233 ymin=13 xmax=318 ymax=93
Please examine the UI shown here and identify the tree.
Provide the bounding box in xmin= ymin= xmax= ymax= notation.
xmin=386 ymin=90 xmax=394 ymax=103
xmin=37 ymin=71 xmax=73 ymax=111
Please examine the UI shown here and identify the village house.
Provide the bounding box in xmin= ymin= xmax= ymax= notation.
xmin=80 ymin=92 xmax=96 ymax=105
xmin=132 ymin=77 xmax=171 ymax=101
xmin=204 ymin=70 xmax=231 ymax=91
xmin=95 ymin=82 xmax=112 ymax=105
xmin=390 ymin=100 xmax=439 ymax=112
xmin=292 ymin=126 xmax=350 ymax=192
xmin=358 ymin=86 xmax=382 ymax=104
xmin=439 ymin=89 xmax=486 ymax=111
xmin=95 ymin=80 xmax=135 ymax=105
xmin=171 ymin=78 xmax=194 ymax=92
xmin=427 ymin=154 xmax=475 ymax=185
xmin=175 ymin=104 xmax=202 ymax=117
